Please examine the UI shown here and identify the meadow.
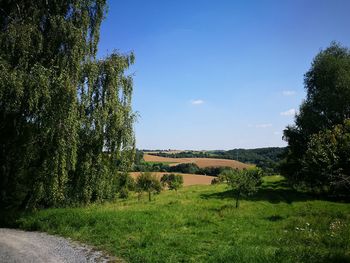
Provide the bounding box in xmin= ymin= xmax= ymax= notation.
xmin=16 ymin=176 xmax=350 ymax=263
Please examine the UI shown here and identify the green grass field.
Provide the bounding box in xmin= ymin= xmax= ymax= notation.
xmin=16 ymin=176 xmax=350 ymax=263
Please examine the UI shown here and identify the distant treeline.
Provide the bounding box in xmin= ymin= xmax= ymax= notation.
xmin=145 ymin=147 xmax=286 ymax=173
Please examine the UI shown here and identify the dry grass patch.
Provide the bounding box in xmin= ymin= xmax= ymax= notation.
xmin=143 ymin=154 xmax=251 ymax=169
xmin=129 ymin=172 xmax=215 ymax=186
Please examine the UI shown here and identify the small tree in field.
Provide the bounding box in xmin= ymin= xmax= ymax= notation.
xmin=136 ymin=172 xmax=162 ymax=201
xmin=160 ymin=174 xmax=184 ymax=192
xmin=219 ymin=168 xmax=263 ymax=208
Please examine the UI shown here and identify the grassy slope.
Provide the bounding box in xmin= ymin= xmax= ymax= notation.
xmin=17 ymin=176 xmax=350 ymax=263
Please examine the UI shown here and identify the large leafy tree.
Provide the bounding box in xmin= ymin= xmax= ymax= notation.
xmin=302 ymin=120 xmax=350 ymax=192
xmin=282 ymin=43 xmax=350 ymax=191
xmin=0 ymin=1 xmax=135 ymax=209
xmin=72 ymin=54 xmax=136 ymax=203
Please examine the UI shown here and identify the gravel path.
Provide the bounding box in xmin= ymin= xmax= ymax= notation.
xmin=0 ymin=228 xmax=119 ymax=263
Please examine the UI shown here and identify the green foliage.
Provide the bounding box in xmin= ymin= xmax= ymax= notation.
xmin=211 ymin=177 xmax=220 ymax=184
xmin=136 ymin=172 xmax=162 ymax=201
xmin=0 ymin=1 xmax=135 ymax=209
xmin=148 ymin=147 xmax=285 ymax=173
xmin=119 ymin=187 xmax=130 ymax=199
xmin=133 ymin=162 xmax=171 ymax=173
xmin=301 ymin=119 xmax=350 ymax=193
xmin=170 ymin=163 xmax=200 ymax=174
xmin=282 ymin=43 xmax=350 ymax=193
xmin=15 ymin=177 xmax=350 ymax=263
xmin=224 ymin=148 xmax=285 ymax=173
xmin=72 ymin=53 xmax=136 ymax=204
xmin=133 ymin=161 xmax=232 ymax=176
xmin=220 ymin=168 xmax=263 ymax=208
xmin=160 ymin=174 xmax=184 ymax=191
xmin=119 ymin=173 xmax=136 ymax=191
xmin=117 ymin=173 xmax=136 ymax=199
xmin=134 ymin=149 xmax=144 ymax=165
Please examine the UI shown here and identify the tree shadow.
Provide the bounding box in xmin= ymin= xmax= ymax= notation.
xmin=201 ymin=180 xmax=350 ymax=204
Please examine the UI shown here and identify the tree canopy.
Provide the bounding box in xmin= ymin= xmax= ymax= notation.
xmin=136 ymin=172 xmax=162 ymax=201
xmin=160 ymin=173 xmax=184 ymax=191
xmin=281 ymin=43 xmax=350 ymax=193
xmin=0 ymin=1 xmax=135 ymax=209
xmin=219 ymin=168 xmax=262 ymax=208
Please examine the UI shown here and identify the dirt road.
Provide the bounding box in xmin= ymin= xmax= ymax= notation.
xmin=0 ymin=228 xmax=117 ymax=263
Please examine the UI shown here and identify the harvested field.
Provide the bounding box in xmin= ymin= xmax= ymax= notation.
xmin=144 ymin=150 xmax=185 ymax=154
xmin=143 ymin=154 xmax=251 ymax=169
xmin=129 ymin=172 xmax=215 ymax=186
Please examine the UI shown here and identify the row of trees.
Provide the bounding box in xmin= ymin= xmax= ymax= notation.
xmin=0 ymin=1 xmax=135 ymax=209
xmin=134 ymin=173 xmax=184 ymax=201
xmin=281 ymin=43 xmax=350 ymax=194
xmin=134 ymin=169 xmax=262 ymax=208
xmin=133 ymin=162 xmax=234 ymax=176
xmin=147 ymin=147 xmax=285 ymax=173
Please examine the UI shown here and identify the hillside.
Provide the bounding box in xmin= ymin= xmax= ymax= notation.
xmin=16 ymin=176 xmax=350 ymax=263
xmin=146 ymin=147 xmax=285 ymax=172
xmin=143 ymin=154 xmax=251 ymax=169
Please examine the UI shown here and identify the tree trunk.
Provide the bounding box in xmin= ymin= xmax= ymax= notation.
xmin=137 ymin=192 xmax=141 ymax=201
xmin=148 ymin=191 xmax=151 ymax=201
xmin=235 ymin=191 xmax=240 ymax=208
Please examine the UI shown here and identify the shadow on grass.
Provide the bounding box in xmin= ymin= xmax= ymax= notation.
xmin=201 ymin=180 xmax=350 ymax=204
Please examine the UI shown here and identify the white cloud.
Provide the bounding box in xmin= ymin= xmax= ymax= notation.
xmin=282 ymin=90 xmax=296 ymax=96
xmin=280 ymin=108 xmax=297 ymax=116
xmin=255 ymin=123 xmax=272 ymax=128
xmin=191 ymin=99 xmax=204 ymax=105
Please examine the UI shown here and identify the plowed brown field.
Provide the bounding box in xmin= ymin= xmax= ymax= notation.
xmin=129 ymin=172 xmax=215 ymax=186
xmin=143 ymin=154 xmax=251 ymax=169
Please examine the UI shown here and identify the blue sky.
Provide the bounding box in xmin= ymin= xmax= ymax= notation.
xmin=98 ymin=0 xmax=350 ymax=150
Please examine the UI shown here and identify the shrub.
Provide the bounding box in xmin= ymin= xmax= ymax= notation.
xmin=117 ymin=173 xmax=135 ymax=198
xmin=160 ymin=174 xmax=184 ymax=191
xmin=169 ymin=163 xmax=199 ymax=174
xmin=211 ymin=178 xmax=220 ymax=185
xmin=220 ymin=168 xmax=263 ymax=208
xmin=136 ymin=172 xmax=162 ymax=201
xmin=119 ymin=187 xmax=129 ymax=199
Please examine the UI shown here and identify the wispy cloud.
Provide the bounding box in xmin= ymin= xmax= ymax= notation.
xmin=190 ymin=99 xmax=204 ymax=105
xmin=282 ymin=90 xmax=296 ymax=96
xmin=280 ymin=108 xmax=297 ymax=116
xmin=252 ymin=123 xmax=273 ymax=128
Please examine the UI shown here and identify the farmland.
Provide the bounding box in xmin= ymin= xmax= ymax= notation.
xmin=130 ymin=172 xmax=215 ymax=186
xmin=143 ymin=154 xmax=251 ymax=169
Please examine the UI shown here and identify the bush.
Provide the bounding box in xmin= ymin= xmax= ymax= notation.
xmin=160 ymin=174 xmax=184 ymax=191
xmin=301 ymin=119 xmax=350 ymax=194
xmin=119 ymin=187 xmax=129 ymax=199
xmin=220 ymin=168 xmax=263 ymax=208
xmin=118 ymin=173 xmax=135 ymax=199
xmin=169 ymin=163 xmax=199 ymax=174
xmin=211 ymin=178 xmax=220 ymax=185
xmin=136 ymin=172 xmax=162 ymax=201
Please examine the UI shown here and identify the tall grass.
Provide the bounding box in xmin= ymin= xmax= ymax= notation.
xmin=16 ymin=176 xmax=350 ymax=262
